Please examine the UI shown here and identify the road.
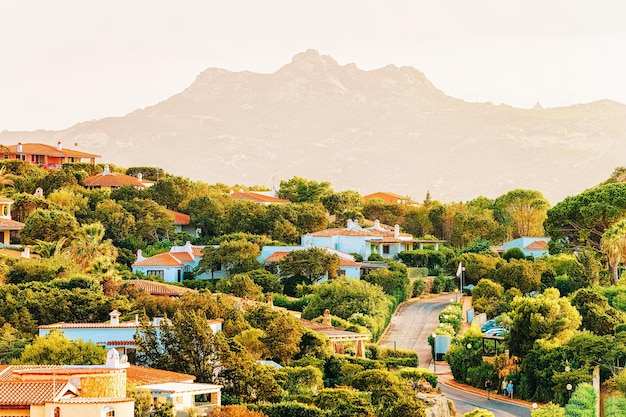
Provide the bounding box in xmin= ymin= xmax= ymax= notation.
xmin=379 ymin=294 xmax=531 ymax=417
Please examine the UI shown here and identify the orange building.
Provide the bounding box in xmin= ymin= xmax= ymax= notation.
xmin=1 ymin=142 xmax=99 ymax=169
xmin=362 ymin=191 xmax=414 ymax=205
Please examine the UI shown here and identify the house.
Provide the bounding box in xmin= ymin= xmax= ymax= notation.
xmin=165 ymin=209 xmax=199 ymax=237
xmin=301 ymin=219 xmax=418 ymax=260
xmin=230 ymin=191 xmax=290 ymax=204
xmin=260 ymin=246 xmax=362 ymax=279
xmin=83 ymin=165 xmax=148 ymax=190
xmin=300 ymin=310 xmax=370 ymax=358
xmin=363 ymin=191 xmax=414 ymax=205
xmin=38 ymin=309 xmax=224 ymax=357
xmin=131 ymin=241 xmax=225 ymax=282
xmin=501 ymin=237 xmax=551 ymax=258
xmin=0 ymin=349 xmax=222 ymax=417
xmin=0 ymin=197 xmax=25 ymax=246
xmin=125 ymin=279 xmax=195 ymax=297
xmin=0 ymin=142 xmax=99 ymax=169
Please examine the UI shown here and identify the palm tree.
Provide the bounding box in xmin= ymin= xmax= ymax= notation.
xmin=64 ymin=222 xmax=117 ymax=269
xmin=32 ymin=238 xmax=67 ymax=258
xmin=600 ymin=219 xmax=626 ymax=284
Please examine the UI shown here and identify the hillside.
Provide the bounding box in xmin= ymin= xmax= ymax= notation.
xmin=2 ymin=49 xmax=626 ymax=204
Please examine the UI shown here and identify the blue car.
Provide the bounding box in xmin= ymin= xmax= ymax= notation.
xmin=484 ymin=327 xmax=508 ymax=337
xmin=481 ymin=319 xmax=497 ymax=332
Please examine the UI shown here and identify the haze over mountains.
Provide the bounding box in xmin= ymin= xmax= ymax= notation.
xmin=2 ymin=49 xmax=626 ymax=204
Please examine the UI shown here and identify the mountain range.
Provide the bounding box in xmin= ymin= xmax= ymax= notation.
xmin=2 ymin=49 xmax=626 ymax=204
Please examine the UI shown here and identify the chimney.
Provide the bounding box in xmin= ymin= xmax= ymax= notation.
xmin=56 ymin=141 xmax=62 ymax=150
xmin=137 ymin=172 xmax=143 ymax=182
xmin=268 ymin=295 xmax=274 ymax=310
xmin=21 ymin=248 xmax=30 ymax=259
xmin=322 ymin=309 xmax=332 ymax=326
xmin=136 ymin=249 xmax=145 ymax=262
xmin=374 ymin=220 xmax=380 ymax=228
xmin=103 ymin=165 xmax=110 ymax=174
xmin=394 ymin=224 xmax=400 ymax=238
xmin=17 ymin=142 xmax=22 ymax=152
xmin=135 ymin=314 xmax=139 ymax=325
xmin=109 ymin=310 xmax=121 ymax=326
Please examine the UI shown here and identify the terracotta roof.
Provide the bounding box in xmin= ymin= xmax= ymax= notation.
xmin=83 ymin=172 xmax=145 ymax=188
xmin=0 ymin=248 xmax=40 ymax=259
xmin=264 ymin=251 xmax=289 ymax=263
xmin=165 ymin=209 xmax=190 ymax=225
xmin=0 ymin=197 xmax=14 ymax=203
xmin=231 ymin=192 xmax=290 ymax=204
xmin=132 ymin=251 xmax=194 ymax=267
xmin=191 ymin=246 xmax=204 ymax=257
xmin=0 ymin=380 xmax=66 ymax=406
xmin=39 ymin=321 xmax=140 ymax=330
xmin=0 ymin=218 xmax=25 ymax=230
xmin=4 ymin=143 xmax=100 ymax=158
xmin=363 ymin=191 xmax=409 ymax=200
xmin=128 ymin=279 xmax=194 ymax=297
xmin=57 ymin=397 xmax=134 ymax=404
xmin=106 ymin=340 xmax=136 ymax=346
xmin=126 ymin=365 xmax=195 ymax=385
xmin=524 ymin=240 xmax=548 ymax=250
xmin=338 ymin=258 xmax=361 ymax=267
xmin=306 ymin=228 xmax=381 ymax=237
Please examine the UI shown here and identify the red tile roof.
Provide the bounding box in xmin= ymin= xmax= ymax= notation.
xmin=132 ymin=251 xmax=194 ymax=267
xmin=524 ymin=240 xmax=548 ymax=250
xmin=128 ymin=279 xmax=194 ymax=297
xmin=83 ymin=172 xmax=146 ymax=188
xmin=231 ymin=192 xmax=290 ymax=204
xmin=0 ymin=218 xmax=25 ymax=230
xmin=39 ymin=322 xmax=140 ymax=330
xmin=126 ymin=365 xmax=195 ymax=385
xmin=4 ymin=143 xmax=100 ymax=158
xmin=0 ymin=248 xmax=40 ymax=259
xmin=0 ymin=380 xmax=66 ymax=406
xmin=264 ymin=251 xmax=289 ymax=263
xmin=165 ymin=209 xmax=190 ymax=225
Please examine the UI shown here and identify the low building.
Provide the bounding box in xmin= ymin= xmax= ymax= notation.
xmin=363 ymin=191 xmax=414 ymax=205
xmin=0 ymin=197 xmax=25 ymax=246
xmin=501 ymin=237 xmax=550 ymax=258
xmin=165 ymin=209 xmax=198 ymax=236
xmin=230 ymin=191 xmax=290 ymax=204
xmin=83 ymin=165 xmax=148 ymax=190
xmin=260 ymin=246 xmax=362 ymax=279
xmin=38 ymin=310 xmax=223 ymax=357
xmin=131 ymin=241 xmax=225 ymax=282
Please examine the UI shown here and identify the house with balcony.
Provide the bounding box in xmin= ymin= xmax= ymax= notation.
xmin=301 ymin=219 xmax=419 ymax=261
xmin=260 ymin=246 xmax=362 ymax=279
xmin=0 ymin=142 xmax=99 ymax=169
xmin=501 ymin=236 xmax=551 ymax=258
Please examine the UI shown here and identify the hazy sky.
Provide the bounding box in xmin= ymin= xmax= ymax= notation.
xmin=2 ymin=1 xmax=625 ymax=131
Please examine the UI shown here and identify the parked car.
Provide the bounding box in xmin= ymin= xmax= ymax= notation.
xmin=483 ymin=327 xmax=508 ymax=337
xmin=481 ymin=319 xmax=497 ymax=332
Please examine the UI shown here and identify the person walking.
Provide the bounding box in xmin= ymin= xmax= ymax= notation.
xmin=507 ymin=380 xmax=514 ymax=399
xmin=501 ymin=379 xmax=508 ymax=396
xmin=484 ymin=378 xmax=492 ymax=400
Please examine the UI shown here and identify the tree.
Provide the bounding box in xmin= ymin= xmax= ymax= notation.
xmin=321 ymin=190 xmax=363 ymax=215
xmin=120 ymin=198 xmax=174 ymax=242
xmin=147 ymin=175 xmax=192 ymax=210
xmin=20 ymin=208 xmax=79 ymax=244
xmin=570 ymin=287 xmax=624 ymax=335
xmin=471 ymin=279 xmax=504 ymax=318
xmin=47 ymin=187 xmax=88 ymax=214
xmin=544 ymin=183 xmax=626 ymax=253
xmin=495 ymin=189 xmax=549 ymax=238
xmin=278 ymin=176 xmax=333 ymax=203
xmin=508 ymin=288 xmax=581 ymax=356
xmin=488 ymin=259 xmax=542 ymax=293
xmin=64 ymin=222 xmax=118 ymax=269
xmin=246 ymin=269 xmax=283 ymax=293
xmin=19 ymin=330 xmax=106 ymax=365
xmin=92 ymin=199 xmax=135 ymax=243
xmin=187 ymin=195 xmax=225 ymax=237
xmin=601 ymin=218 xmax=626 ymax=284
xmin=278 ymin=248 xmax=341 ymax=284
xmin=245 ymin=306 xmax=305 ymax=364
xmin=215 ymin=273 xmax=264 ymax=300
xmin=361 ymin=198 xmax=406 ymax=226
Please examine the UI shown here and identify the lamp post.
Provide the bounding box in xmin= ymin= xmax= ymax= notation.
xmin=461 ymin=266 xmax=465 ymax=296
xmin=566 ymin=383 xmax=573 ymax=400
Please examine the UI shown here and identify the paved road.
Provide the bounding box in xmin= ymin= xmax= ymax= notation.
xmin=379 ymin=294 xmax=531 ymax=417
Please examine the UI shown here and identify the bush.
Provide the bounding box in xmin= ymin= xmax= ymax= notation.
xmin=465 ymin=362 xmax=497 ymax=389
xmin=531 ymin=403 xmax=565 ymax=417
xmin=605 ymin=396 xmax=626 ymax=417
xmin=396 ymin=368 xmax=438 ymax=388
xmin=251 ymin=402 xmax=328 ymax=417
xmin=464 ymin=409 xmax=494 ymax=417
xmin=271 ymin=293 xmax=312 ymax=312
xmin=431 ymin=276 xmax=446 ymax=294
xmin=368 ymin=253 xmax=384 ymax=262
xmin=412 ymin=279 xmax=426 ymax=297
xmin=564 ymin=383 xmax=596 ymax=417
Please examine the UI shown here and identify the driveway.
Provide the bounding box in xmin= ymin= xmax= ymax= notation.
xmin=378 ymin=294 xmax=531 ymax=417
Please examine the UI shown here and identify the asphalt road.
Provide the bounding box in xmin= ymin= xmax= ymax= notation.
xmin=379 ymin=294 xmax=531 ymax=417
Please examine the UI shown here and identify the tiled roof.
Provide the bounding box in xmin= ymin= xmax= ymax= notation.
xmin=264 ymin=251 xmax=289 ymax=263
xmin=524 ymin=240 xmax=548 ymax=250
xmin=165 ymin=209 xmax=190 ymax=225
xmin=106 ymin=340 xmax=136 ymax=346
xmin=338 ymin=258 xmax=361 ymax=267
xmin=129 ymin=279 xmax=194 ymax=297
xmin=126 ymin=365 xmax=195 ymax=385
xmin=0 ymin=380 xmax=65 ymax=405
xmin=0 ymin=248 xmax=40 ymax=259
xmin=39 ymin=322 xmax=139 ymax=330
xmin=231 ymin=192 xmax=290 ymax=204
xmin=5 ymin=143 xmax=100 ymax=158
xmin=132 ymin=251 xmax=194 ymax=267
xmin=57 ymin=397 xmax=134 ymax=404
xmin=306 ymin=228 xmax=381 ymax=237
xmin=0 ymin=218 xmax=25 ymax=230
xmin=363 ymin=191 xmax=408 ymax=200
xmin=83 ymin=172 xmax=145 ymax=188
xmin=0 ymin=197 xmax=14 ymax=203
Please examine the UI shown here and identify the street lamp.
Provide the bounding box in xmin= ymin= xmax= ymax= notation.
xmin=532 ymin=403 xmax=538 ymax=410
xmin=566 ymin=383 xmax=573 ymax=399
xmin=461 ymin=266 xmax=466 ymax=296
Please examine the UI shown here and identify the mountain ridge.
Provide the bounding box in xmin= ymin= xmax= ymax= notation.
xmin=1 ymin=49 xmax=625 ymax=204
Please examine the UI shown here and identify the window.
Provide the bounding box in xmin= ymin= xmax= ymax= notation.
xmin=101 ymin=406 xmax=115 ymax=417
xmin=106 ymin=411 xmax=115 ymax=417
xmin=147 ymin=270 xmax=164 ymax=278
xmin=382 ymin=245 xmax=390 ymax=254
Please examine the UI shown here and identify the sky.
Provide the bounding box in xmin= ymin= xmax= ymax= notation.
xmin=1 ymin=0 xmax=626 ymax=131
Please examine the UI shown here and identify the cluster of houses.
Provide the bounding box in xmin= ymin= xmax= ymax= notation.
xmin=0 ymin=142 xmax=552 ymax=415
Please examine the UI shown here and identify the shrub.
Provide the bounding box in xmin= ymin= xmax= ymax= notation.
xmin=368 ymin=253 xmax=384 ymax=262
xmin=531 ymin=403 xmax=565 ymax=417
xmin=431 ymin=276 xmax=446 ymax=294
xmin=396 ymin=367 xmax=438 ymax=388
xmin=464 ymin=408 xmax=494 ymax=417
xmin=465 ymin=362 xmax=497 ymax=389
xmin=251 ymin=401 xmax=328 ymax=417
xmin=564 ymin=383 xmax=596 ymax=417
xmin=412 ymin=279 xmax=426 ymax=297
